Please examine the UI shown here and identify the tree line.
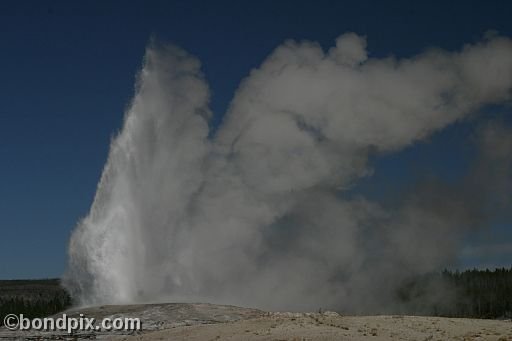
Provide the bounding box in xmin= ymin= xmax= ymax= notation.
xmin=0 ymin=279 xmax=71 ymax=327
xmin=396 ymin=267 xmax=512 ymax=318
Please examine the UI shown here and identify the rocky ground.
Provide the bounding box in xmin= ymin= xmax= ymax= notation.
xmin=0 ymin=303 xmax=511 ymax=340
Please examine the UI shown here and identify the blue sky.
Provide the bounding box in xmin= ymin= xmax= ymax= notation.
xmin=0 ymin=0 xmax=511 ymax=279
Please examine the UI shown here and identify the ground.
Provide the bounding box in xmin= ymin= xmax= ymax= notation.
xmin=0 ymin=303 xmax=511 ymax=340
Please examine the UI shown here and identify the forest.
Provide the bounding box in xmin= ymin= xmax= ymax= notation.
xmin=0 ymin=279 xmax=71 ymax=326
xmin=396 ymin=267 xmax=512 ymax=318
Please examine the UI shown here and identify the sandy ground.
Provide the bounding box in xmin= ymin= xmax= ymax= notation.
xmin=114 ymin=312 xmax=512 ymax=341
xmin=1 ymin=303 xmax=511 ymax=340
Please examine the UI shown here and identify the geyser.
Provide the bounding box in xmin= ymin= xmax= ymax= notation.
xmin=64 ymin=33 xmax=512 ymax=312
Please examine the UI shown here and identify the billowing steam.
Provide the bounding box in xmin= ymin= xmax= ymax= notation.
xmin=64 ymin=33 xmax=512 ymax=312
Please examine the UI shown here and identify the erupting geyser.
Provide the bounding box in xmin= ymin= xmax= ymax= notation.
xmin=64 ymin=33 xmax=512 ymax=312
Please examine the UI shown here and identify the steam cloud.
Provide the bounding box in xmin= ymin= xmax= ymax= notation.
xmin=64 ymin=33 xmax=512 ymax=312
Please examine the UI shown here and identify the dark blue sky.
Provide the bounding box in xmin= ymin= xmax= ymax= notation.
xmin=1 ymin=0 xmax=511 ymax=279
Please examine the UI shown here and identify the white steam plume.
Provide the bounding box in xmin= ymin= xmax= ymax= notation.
xmin=64 ymin=33 xmax=512 ymax=311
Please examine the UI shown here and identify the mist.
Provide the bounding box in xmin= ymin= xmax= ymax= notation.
xmin=64 ymin=33 xmax=512 ymax=312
